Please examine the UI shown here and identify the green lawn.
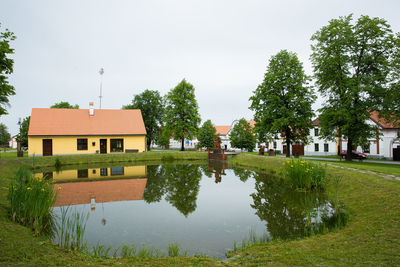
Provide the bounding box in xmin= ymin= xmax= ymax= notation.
xmin=0 ymin=151 xmax=27 ymax=159
xmin=0 ymin=152 xmax=399 ymax=266
xmin=308 ymin=159 xmax=400 ymax=177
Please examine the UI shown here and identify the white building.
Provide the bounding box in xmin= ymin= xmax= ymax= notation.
xmin=306 ymin=113 xmax=399 ymax=159
xmin=8 ymin=135 xmax=18 ymax=149
xmin=168 ymin=138 xmax=198 ymax=150
xmin=215 ymin=126 xmax=232 ymax=150
xmin=304 ymin=118 xmax=338 ymax=156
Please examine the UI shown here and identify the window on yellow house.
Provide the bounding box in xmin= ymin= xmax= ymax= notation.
xmin=110 ymin=139 xmax=124 ymax=152
xmin=77 ymin=139 xmax=88 ymax=150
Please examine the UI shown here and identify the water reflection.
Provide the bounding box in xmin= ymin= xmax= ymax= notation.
xmin=45 ymin=162 xmax=348 ymax=258
xmin=38 ymin=165 xmax=146 ymax=182
xmin=54 ymin=178 xmax=148 ymax=208
xmin=251 ymin=173 xmax=334 ymax=239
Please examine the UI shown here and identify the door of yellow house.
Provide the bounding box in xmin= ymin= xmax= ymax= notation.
xmin=43 ymin=139 xmax=53 ymax=156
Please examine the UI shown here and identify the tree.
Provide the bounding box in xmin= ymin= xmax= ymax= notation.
xmin=18 ymin=116 xmax=30 ymax=148
xmin=250 ymin=50 xmax=315 ymax=157
xmin=50 ymin=101 xmax=79 ymax=109
xmin=0 ymin=25 xmax=16 ymax=116
xmin=164 ymin=164 xmax=202 ymax=217
xmin=123 ymin=90 xmax=164 ymax=150
xmin=197 ymin=120 xmax=217 ymax=149
xmin=0 ymin=123 xmax=10 ymax=146
xmin=164 ymin=79 xmax=201 ymax=151
xmin=310 ymin=14 xmax=400 ymax=160
xmin=156 ymin=127 xmax=171 ymax=149
xmin=229 ymin=118 xmax=256 ymax=152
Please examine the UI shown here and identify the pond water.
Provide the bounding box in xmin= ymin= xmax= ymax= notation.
xmin=39 ymin=161 xmax=340 ymax=258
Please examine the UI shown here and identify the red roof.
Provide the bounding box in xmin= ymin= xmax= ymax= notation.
xmin=28 ymin=108 xmax=146 ymax=136
xmin=215 ymin=126 xmax=231 ymax=135
xmin=370 ymin=111 xmax=399 ymax=129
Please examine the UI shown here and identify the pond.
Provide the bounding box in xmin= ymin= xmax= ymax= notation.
xmin=37 ymin=161 xmax=342 ymax=258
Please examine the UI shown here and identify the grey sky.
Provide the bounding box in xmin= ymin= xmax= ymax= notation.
xmin=1 ymin=0 xmax=400 ymax=135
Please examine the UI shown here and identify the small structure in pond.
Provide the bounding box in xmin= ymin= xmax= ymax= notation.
xmin=208 ymin=160 xmax=227 ymax=183
xmin=208 ymin=137 xmax=227 ymax=161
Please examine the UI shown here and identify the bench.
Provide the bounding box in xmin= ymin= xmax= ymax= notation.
xmin=125 ymin=149 xmax=139 ymax=153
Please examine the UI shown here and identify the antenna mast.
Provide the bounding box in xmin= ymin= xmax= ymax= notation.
xmin=99 ymin=68 xmax=104 ymax=109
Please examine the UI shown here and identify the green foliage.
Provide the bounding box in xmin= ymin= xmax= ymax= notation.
xmin=54 ymin=157 xmax=62 ymax=170
xmin=18 ymin=116 xmax=30 ymax=148
xmin=282 ymin=159 xmax=327 ymax=190
xmin=0 ymin=123 xmax=10 ymax=146
xmin=55 ymin=206 xmax=89 ymax=251
xmin=168 ymin=242 xmax=180 ymax=257
xmin=164 ymin=79 xmax=201 ymax=151
xmin=0 ymin=25 xmax=16 ymax=116
xmin=229 ymin=118 xmax=256 ymax=152
xmin=197 ymin=120 xmax=217 ymax=149
xmin=50 ymin=101 xmax=79 ymax=109
xmin=156 ymin=127 xmax=171 ymax=148
xmin=7 ymin=167 xmax=56 ymax=236
xmin=163 ymin=164 xmax=202 ymax=217
xmin=310 ymin=14 xmax=400 ymax=160
xmin=250 ymin=50 xmax=315 ymax=157
xmin=92 ymin=244 xmax=112 ymax=259
xmin=123 ymin=90 xmax=164 ymax=150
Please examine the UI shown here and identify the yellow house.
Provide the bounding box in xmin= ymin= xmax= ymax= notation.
xmin=28 ymin=103 xmax=147 ymax=156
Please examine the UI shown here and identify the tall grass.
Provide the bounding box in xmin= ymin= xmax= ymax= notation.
xmin=54 ymin=206 xmax=89 ymax=251
xmin=8 ymin=166 xmax=57 ymax=236
xmin=282 ymin=159 xmax=327 ymax=190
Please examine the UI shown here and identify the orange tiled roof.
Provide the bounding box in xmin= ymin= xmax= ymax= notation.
xmin=215 ymin=126 xmax=231 ymax=135
xmin=370 ymin=111 xmax=399 ymax=129
xmin=53 ymin=178 xmax=147 ymax=206
xmin=28 ymin=108 xmax=146 ymax=136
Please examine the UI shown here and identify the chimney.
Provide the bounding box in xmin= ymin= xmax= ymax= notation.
xmin=89 ymin=102 xmax=94 ymax=116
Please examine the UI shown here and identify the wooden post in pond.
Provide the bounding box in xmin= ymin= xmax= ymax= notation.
xmin=208 ymin=137 xmax=227 ymax=160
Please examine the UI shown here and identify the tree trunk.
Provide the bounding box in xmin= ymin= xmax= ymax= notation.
xmin=286 ymin=139 xmax=291 ymax=157
xmin=346 ymin=138 xmax=353 ymax=161
xmin=285 ymin=130 xmax=291 ymax=157
xmin=181 ymin=138 xmax=185 ymax=151
xmin=147 ymin=139 xmax=151 ymax=151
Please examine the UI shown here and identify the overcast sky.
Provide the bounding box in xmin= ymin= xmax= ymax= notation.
xmin=1 ymin=0 xmax=400 ymax=135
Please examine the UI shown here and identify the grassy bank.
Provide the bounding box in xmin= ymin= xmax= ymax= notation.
xmin=0 ymin=152 xmax=399 ymax=266
xmin=226 ymin=154 xmax=400 ymax=266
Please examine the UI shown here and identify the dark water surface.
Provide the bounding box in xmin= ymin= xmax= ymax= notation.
xmin=45 ymin=161 xmax=338 ymax=258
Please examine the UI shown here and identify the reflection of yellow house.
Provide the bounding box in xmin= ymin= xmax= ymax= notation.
xmin=28 ymin=103 xmax=147 ymax=156
xmin=53 ymin=178 xmax=148 ymax=207
xmin=37 ymin=165 xmax=147 ymax=182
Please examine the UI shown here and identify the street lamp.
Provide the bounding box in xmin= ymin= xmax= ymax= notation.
xmin=99 ymin=68 xmax=104 ymax=109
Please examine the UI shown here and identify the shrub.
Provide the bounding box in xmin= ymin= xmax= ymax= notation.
xmin=282 ymin=159 xmax=327 ymax=190
xmin=54 ymin=157 xmax=62 ymax=171
xmin=8 ymin=167 xmax=57 ymax=236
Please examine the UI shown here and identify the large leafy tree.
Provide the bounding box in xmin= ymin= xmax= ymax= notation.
xmin=229 ymin=118 xmax=256 ymax=152
xmin=50 ymin=101 xmax=79 ymax=109
xmin=0 ymin=25 xmax=16 ymax=116
xmin=123 ymin=90 xmax=164 ymax=150
xmin=311 ymin=14 xmax=400 ymax=160
xmin=197 ymin=120 xmax=217 ymax=149
xmin=0 ymin=123 xmax=10 ymax=146
xmin=250 ymin=50 xmax=315 ymax=157
xmin=164 ymin=79 xmax=201 ymax=151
